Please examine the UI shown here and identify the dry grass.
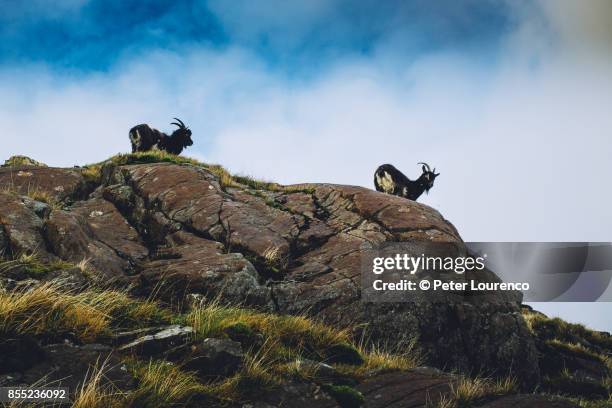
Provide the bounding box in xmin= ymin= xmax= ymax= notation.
xmin=81 ymin=165 xmax=103 ymax=185
xmin=0 ymin=182 xmax=62 ymax=211
xmin=0 ymin=282 xmax=170 ymax=341
xmin=546 ymin=339 xmax=607 ymax=363
xmin=128 ymin=359 xmax=206 ymax=407
xmin=523 ymin=309 xmax=612 ymax=350
xmin=361 ymin=341 xmax=421 ymax=373
xmin=428 ymin=376 xmax=517 ymax=408
xmin=262 ymin=246 xmax=288 ymax=273
xmin=186 ymin=297 xmax=423 ymax=401
xmin=0 ymin=256 xmax=428 ymax=406
xmin=212 ymin=342 xmax=281 ymax=401
xmin=25 ymin=189 xmax=61 ymax=208
xmin=72 ymin=359 xmax=127 ymax=408
xmin=186 ymin=300 xmax=350 ymax=355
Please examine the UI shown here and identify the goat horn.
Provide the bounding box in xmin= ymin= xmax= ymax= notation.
xmin=417 ymin=162 xmax=431 ymax=172
xmin=172 ymin=117 xmax=185 ymax=128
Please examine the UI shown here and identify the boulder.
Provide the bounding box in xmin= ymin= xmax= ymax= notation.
xmin=0 ymin=336 xmax=46 ymax=374
xmin=0 ymin=161 xmax=542 ymax=383
xmin=133 ymin=231 xmax=273 ymax=307
xmin=0 ymin=193 xmax=55 ymax=260
xmin=7 ymin=343 xmax=135 ymax=395
xmin=242 ymin=382 xmax=338 ymax=408
xmin=356 ymin=368 xmax=580 ymax=408
xmin=182 ymin=338 xmax=245 ymax=379
xmin=0 ymin=166 xmax=87 ymax=202
xmin=44 ymin=197 xmax=148 ymax=280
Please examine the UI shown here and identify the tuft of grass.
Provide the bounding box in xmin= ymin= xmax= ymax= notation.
xmin=262 ymin=246 xmax=288 ymax=274
xmin=128 ymin=359 xmax=207 ymax=407
xmin=186 ymin=300 xmax=350 ymax=356
xmin=357 ymin=342 xmax=421 ymax=375
xmin=0 ymin=282 xmax=170 ymax=342
xmin=227 ymin=345 xmax=279 ymax=395
xmin=72 ymin=359 xmax=127 ymax=408
xmin=0 ymin=183 xmax=62 ymax=211
xmin=435 ymin=376 xmax=517 ymax=408
xmin=81 ymin=165 xmax=103 ymax=185
xmin=25 ymin=189 xmax=61 ymax=209
xmin=0 ymin=253 xmax=73 ymax=278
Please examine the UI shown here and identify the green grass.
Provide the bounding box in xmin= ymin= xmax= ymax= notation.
xmin=322 ymin=384 xmax=364 ymax=408
xmin=0 ymin=253 xmax=73 ymax=278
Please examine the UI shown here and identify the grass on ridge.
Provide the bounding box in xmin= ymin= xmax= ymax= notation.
xmin=522 ymin=309 xmax=612 ymax=351
xmin=86 ymin=151 xmax=315 ymax=193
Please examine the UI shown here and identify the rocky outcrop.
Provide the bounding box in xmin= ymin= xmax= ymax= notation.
xmin=0 ymin=159 xmax=539 ymax=386
xmin=2 ymin=156 xmax=47 ymax=168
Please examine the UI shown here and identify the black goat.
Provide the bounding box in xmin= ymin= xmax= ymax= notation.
xmin=374 ymin=162 xmax=440 ymax=201
xmin=129 ymin=118 xmax=193 ymax=155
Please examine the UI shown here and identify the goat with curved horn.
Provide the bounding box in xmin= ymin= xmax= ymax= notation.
xmin=374 ymin=162 xmax=440 ymax=201
xmin=129 ymin=117 xmax=193 ymax=156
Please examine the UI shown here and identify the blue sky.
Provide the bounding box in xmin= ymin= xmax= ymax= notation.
xmin=1 ymin=0 xmax=612 ymax=330
xmin=1 ymin=0 xmax=514 ymax=72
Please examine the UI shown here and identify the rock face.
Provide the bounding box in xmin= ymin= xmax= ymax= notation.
xmin=0 ymin=160 xmax=540 ymax=383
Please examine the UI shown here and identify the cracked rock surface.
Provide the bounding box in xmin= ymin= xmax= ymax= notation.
xmin=0 ymin=161 xmax=539 ymax=383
